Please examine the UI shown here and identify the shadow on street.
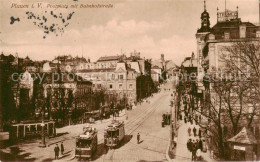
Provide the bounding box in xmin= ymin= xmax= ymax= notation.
xmin=0 ymin=146 xmax=36 ymax=161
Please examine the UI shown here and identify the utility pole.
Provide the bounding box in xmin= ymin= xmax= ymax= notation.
xmin=39 ymin=98 xmax=46 ymax=148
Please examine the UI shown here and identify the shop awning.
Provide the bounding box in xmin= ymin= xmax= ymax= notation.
xmin=227 ymin=127 xmax=257 ymax=145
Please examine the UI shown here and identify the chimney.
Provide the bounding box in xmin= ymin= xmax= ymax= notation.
xmin=161 ymin=54 xmax=165 ymax=62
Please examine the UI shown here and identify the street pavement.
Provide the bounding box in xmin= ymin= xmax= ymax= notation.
xmin=100 ymin=85 xmax=172 ymax=161
xmin=0 ymin=82 xmax=174 ymax=162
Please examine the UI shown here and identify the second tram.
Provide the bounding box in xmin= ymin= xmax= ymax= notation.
xmin=104 ymin=120 xmax=125 ymax=149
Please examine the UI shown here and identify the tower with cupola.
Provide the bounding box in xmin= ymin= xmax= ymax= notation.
xmin=196 ymin=0 xmax=211 ymax=93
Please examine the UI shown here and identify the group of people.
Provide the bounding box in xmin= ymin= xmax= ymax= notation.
xmin=54 ymin=142 xmax=64 ymax=160
xmin=180 ymin=92 xmax=209 ymax=161
xmin=188 ymin=127 xmax=202 ymax=138
xmin=187 ymin=139 xmax=202 ymax=161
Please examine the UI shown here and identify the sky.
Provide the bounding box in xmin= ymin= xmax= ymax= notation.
xmin=0 ymin=0 xmax=259 ymax=65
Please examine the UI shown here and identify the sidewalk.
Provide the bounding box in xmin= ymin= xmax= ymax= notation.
xmin=175 ymin=114 xmax=214 ymax=161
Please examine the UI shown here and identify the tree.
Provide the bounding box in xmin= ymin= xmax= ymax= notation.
xmin=195 ymin=40 xmax=260 ymax=159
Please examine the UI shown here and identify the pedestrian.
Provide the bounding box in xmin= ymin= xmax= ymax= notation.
xmin=137 ymin=133 xmax=140 ymax=144
xmin=187 ymin=139 xmax=192 ymax=152
xmin=202 ymin=140 xmax=207 ymax=152
xmin=199 ymin=139 xmax=203 ymax=150
xmin=193 ymin=127 xmax=197 ymax=136
xmin=184 ymin=117 xmax=187 ymax=123
xmin=191 ymin=145 xmax=196 ymax=161
xmin=195 ymin=114 xmax=198 ymax=121
xmin=196 ymin=148 xmax=201 ymax=161
xmin=188 ymin=127 xmax=191 ymax=136
xmin=198 ymin=129 xmax=202 ymax=138
xmin=61 ymin=142 xmax=64 ymax=155
xmin=54 ymin=144 xmax=59 ymax=159
xmin=196 ymin=139 xmax=200 ymax=150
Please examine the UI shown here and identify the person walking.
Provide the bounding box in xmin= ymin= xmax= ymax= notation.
xmin=198 ymin=129 xmax=202 ymax=138
xmin=193 ymin=127 xmax=197 ymax=137
xmin=137 ymin=133 xmax=140 ymax=144
xmin=61 ymin=142 xmax=64 ymax=155
xmin=54 ymin=144 xmax=60 ymax=160
xmin=191 ymin=145 xmax=197 ymax=161
xmin=196 ymin=139 xmax=200 ymax=150
xmin=199 ymin=139 xmax=203 ymax=150
xmin=196 ymin=148 xmax=201 ymax=161
xmin=187 ymin=139 xmax=192 ymax=152
xmin=188 ymin=127 xmax=191 ymax=136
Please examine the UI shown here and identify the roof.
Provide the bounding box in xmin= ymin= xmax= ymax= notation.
xmin=152 ymin=65 xmax=161 ymax=69
xmin=182 ymin=58 xmax=197 ymax=68
xmin=106 ymin=120 xmax=124 ymax=130
xmin=211 ymin=19 xmax=259 ymax=40
xmin=77 ymin=68 xmax=116 ymax=73
xmin=97 ymin=55 xmax=124 ymax=62
xmin=227 ymin=127 xmax=257 ymax=144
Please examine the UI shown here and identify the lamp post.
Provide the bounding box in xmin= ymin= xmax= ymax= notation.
xmin=39 ymin=98 xmax=46 ymax=148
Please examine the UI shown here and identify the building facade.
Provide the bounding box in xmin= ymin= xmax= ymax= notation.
xmin=196 ymin=2 xmax=260 ymax=160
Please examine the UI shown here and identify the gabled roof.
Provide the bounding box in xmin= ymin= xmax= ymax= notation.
xmin=227 ymin=127 xmax=257 ymax=144
xmin=152 ymin=65 xmax=161 ymax=69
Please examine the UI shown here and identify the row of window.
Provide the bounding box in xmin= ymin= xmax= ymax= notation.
xmin=92 ymin=83 xmax=134 ymax=90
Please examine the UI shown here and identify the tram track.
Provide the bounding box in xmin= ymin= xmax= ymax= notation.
xmin=103 ymin=92 xmax=170 ymax=162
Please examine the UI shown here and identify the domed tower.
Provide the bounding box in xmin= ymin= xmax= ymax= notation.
xmin=195 ymin=0 xmax=211 ymax=94
xmin=197 ymin=0 xmax=211 ymax=33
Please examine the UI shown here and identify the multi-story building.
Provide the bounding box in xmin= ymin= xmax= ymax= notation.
xmin=76 ymin=52 xmax=155 ymax=105
xmin=195 ymin=1 xmax=260 ymax=160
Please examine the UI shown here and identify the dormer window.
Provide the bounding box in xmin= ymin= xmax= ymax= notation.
xmin=224 ymin=32 xmax=230 ymax=39
xmin=256 ymin=31 xmax=260 ymax=38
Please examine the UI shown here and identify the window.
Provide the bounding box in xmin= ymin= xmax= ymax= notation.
xmin=119 ymin=84 xmax=122 ymax=89
xmin=256 ymin=31 xmax=260 ymax=38
xmin=224 ymin=32 xmax=230 ymax=39
xmin=109 ymin=84 xmax=113 ymax=89
xmin=239 ymin=25 xmax=246 ymax=38
xmin=119 ymin=74 xmax=124 ymax=80
xmin=97 ymin=84 xmax=102 ymax=89
xmin=129 ymin=84 xmax=133 ymax=89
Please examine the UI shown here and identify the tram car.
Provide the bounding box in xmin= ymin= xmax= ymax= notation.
xmin=75 ymin=125 xmax=98 ymax=160
xmin=162 ymin=113 xmax=171 ymax=127
xmin=104 ymin=120 xmax=125 ymax=148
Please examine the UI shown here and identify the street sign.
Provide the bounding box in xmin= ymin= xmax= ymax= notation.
xmin=234 ymin=145 xmax=245 ymax=151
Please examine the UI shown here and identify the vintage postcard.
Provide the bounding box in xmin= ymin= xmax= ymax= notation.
xmin=0 ymin=0 xmax=259 ymax=161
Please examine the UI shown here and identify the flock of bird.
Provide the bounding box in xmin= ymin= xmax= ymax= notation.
xmin=10 ymin=10 xmax=75 ymax=39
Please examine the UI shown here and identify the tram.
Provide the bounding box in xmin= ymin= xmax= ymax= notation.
xmin=75 ymin=125 xmax=98 ymax=160
xmin=104 ymin=120 xmax=125 ymax=149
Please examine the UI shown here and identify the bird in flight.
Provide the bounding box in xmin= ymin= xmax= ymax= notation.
xmin=10 ymin=16 xmax=20 ymax=24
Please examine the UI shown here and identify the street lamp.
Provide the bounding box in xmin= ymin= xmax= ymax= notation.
xmin=39 ymin=86 xmax=48 ymax=148
xmin=39 ymin=98 xmax=46 ymax=148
